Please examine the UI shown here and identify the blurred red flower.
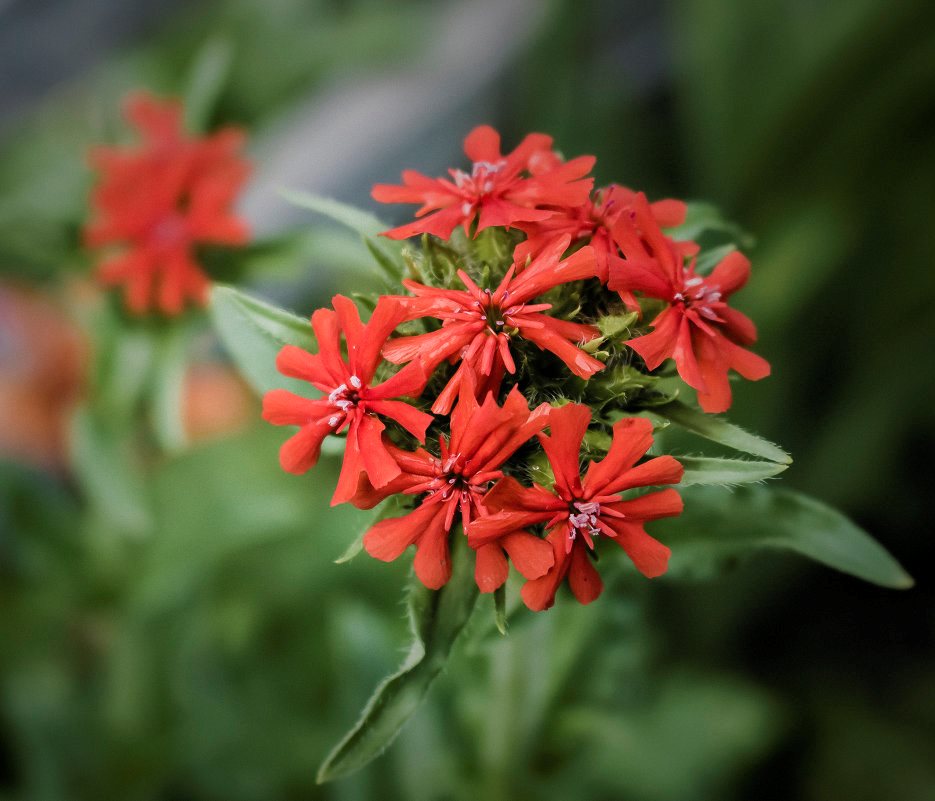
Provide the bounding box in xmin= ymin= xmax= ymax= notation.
xmin=84 ymin=92 xmax=250 ymax=315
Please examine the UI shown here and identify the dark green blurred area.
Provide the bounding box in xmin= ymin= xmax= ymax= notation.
xmin=1 ymin=1 xmax=934 ymax=799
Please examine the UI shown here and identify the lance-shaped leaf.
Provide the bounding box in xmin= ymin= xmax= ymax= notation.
xmin=210 ymin=285 xmax=316 ymax=398
xmin=317 ymin=535 xmax=479 ymax=783
xmin=183 ymin=35 xmax=234 ymax=133
xmin=280 ymin=188 xmax=404 ymax=279
xmin=150 ymin=320 xmax=194 ymax=453
xmin=661 ymin=485 xmax=912 ymax=588
xmin=654 ymin=400 xmax=791 ymax=464
xmin=678 ymin=456 xmax=787 ymax=487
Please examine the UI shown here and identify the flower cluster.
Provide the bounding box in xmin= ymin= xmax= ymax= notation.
xmin=84 ymin=92 xmax=251 ymax=316
xmin=264 ymin=125 xmax=770 ymax=610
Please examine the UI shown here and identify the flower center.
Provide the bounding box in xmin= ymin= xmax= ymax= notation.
xmin=566 ymin=500 xmax=602 ymax=553
xmin=673 ymin=274 xmax=722 ymax=320
xmin=452 ymin=159 xmax=507 ymax=196
xmin=326 ymin=375 xmax=363 ymax=427
xmin=149 ymin=213 xmax=188 ymax=249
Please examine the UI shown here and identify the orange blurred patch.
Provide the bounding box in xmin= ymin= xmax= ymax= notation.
xmin=183 ymin=362 xmax=255 ymax=444
xmin=0 ymin=283 xmax=88 ymax=469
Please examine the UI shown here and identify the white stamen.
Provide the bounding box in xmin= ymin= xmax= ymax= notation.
xmin=349 ymin=375 xmax=362 ymax=389
xmin=328 ymin=383 xmax=347 ymax=404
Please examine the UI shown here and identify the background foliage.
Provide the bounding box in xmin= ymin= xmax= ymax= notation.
xmin=1 ymin=1 xmax=933 ymax=799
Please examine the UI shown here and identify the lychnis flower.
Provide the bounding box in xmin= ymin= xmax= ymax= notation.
xmin=609 ymin=193 xmax=770 ymax=413
xmin=467 ymin=403 xmax=683 ymax=610
xmin=361 ymin=380 xmax=553 ymax=591
xmin=85 ymin=91 xmax=250 ymax=315
xmin=372 ymin=125 xmax=594 ymax=240
xmin=263 ymin=296 xmax=432 ymax=505
xmin=515 ymin=184 xmax=688 ymax=283
xmin=384 ymin=236 xmax=604 ymax=414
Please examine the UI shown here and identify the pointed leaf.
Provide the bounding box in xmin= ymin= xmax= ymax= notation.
xmin=183 ymin=36 xmax=234 ymax=133
xmin=69 ymin=405 xmax=152 ymax=536
xmin=655 ymin=400 xmax=791 ymax=464
xmin=280 ymin=188 xmax=403 ymax=278
xmin=493 ymin=584 xmax=508 ymax=636
xmin=678 ymin=456 xmax=787 ymax=486
xmin=662 ymin=485 xmax=913 ymax=589
xmin=209 ymin=285 xmax=316 ymax=398
xmin=150 ymin=321 xmax=194 ymax=453
xmin=317 ymin=535 xmax=479 ymax=782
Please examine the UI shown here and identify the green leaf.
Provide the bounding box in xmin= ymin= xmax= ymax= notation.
xmin=662 ymin=485 xmax=913 ymax=589
xmin=597 ymin=311 xmax=639 ymax=338
xmin=694 ymin=243 xmax=738 ymax=275
xmin=493 ymin=585 xmax=508 ymax=636
xmin=678 ymin=456 xmax=787 ymax=486
xmin=210 ymin=285 xmax=316 ymax=397
xmin=655 ymin=400 xmax=791 ymax=464
xmin=150 ymin=321 xmax=194 ymax=453
xmin=667 ymin=202 xmax=754 ymax=249
xmin=183 ymin=36 xmax=235 ymax=133
xmin=317 ymin=534 xmax=479 ymax=782
xmin=279 ymin=188 xmax=403 ymax=278
xmin=334 ymin=495 xmax=409 ymax=565
xmin=69 ymin=406 xmax=152 ymax=536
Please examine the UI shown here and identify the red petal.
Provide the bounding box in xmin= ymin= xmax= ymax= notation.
xmin=467 ymin=509 xmax=553 ymax=548
xmin=278 ymin=419 xmax=332 ymax=474
xmin=474 ymin=543 xmax=509 ymax=593
xmin=568 ymin=543 xmax=603 ymax=605
xmin=413 ymin=508 xmax=453 ymax=589
xmin=673 ymin=314 xmax=706 ymax=391
xmin=538 ymin=404 xmax=590 ymax=498
xmin=356 ymin=416 xmax=401 ymax=490
xmin=275 ymin=345 xmax=337 ymax=387
xmin=610 ymin=455 xmax=684 ymax=493
xmin=364 ymin=502 xmax=439 ymax=562
xmin=606 ymin=488 xmax=683 ymax=521
xmin=583 ymin=416 xmax=655 ymax=496
xmin=368 ymin=360 xmax=429 ymax=401
xmin=262 ymin=389 xmax=330 ymax=425
xmin=520 ymin=321 xmax=605 ymax=379
xmin=463 ymin=125 xmax=502 ymax=163
xmin=626 ymin=307 xmax=680 ymax=370
xmin=610 ymin=522 xmax=671 ymax=578
xmin=357 ymin=297 xmax=406 ymax=380
xmin=708 ymin=251 xmax=751 ymax=297
xmin=727 ymin=340 xmax=771 ymax=381
xmin=520 ymin=532 xmax=569 ymax=612
xmin=650 ymin=198 xmax=687 ymax=228
xmin=365 ymin=399 xmax=433 ymax=441
xmin=502 ymin=532 xmax=554 ymax=580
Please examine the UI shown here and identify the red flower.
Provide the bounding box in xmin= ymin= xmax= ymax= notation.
xmin=383 ymin=236 xmax=605 ymax=414
xmin=515 ymin=184 xmax=688 ymax=283
xmin=84 ymin=92 xmax=250 ymax=315
xmin=608 ymin=193 xmax=770 ymax=413
xmin=371 ymin=125 xmax=594 ymax=240
xmin=467 ymin=404 xmax=683 ymax=611
xmin=262 ymin=296 xmax=432 ymax=506
xmin=361 ymin=381 xmax=553 ymax=591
